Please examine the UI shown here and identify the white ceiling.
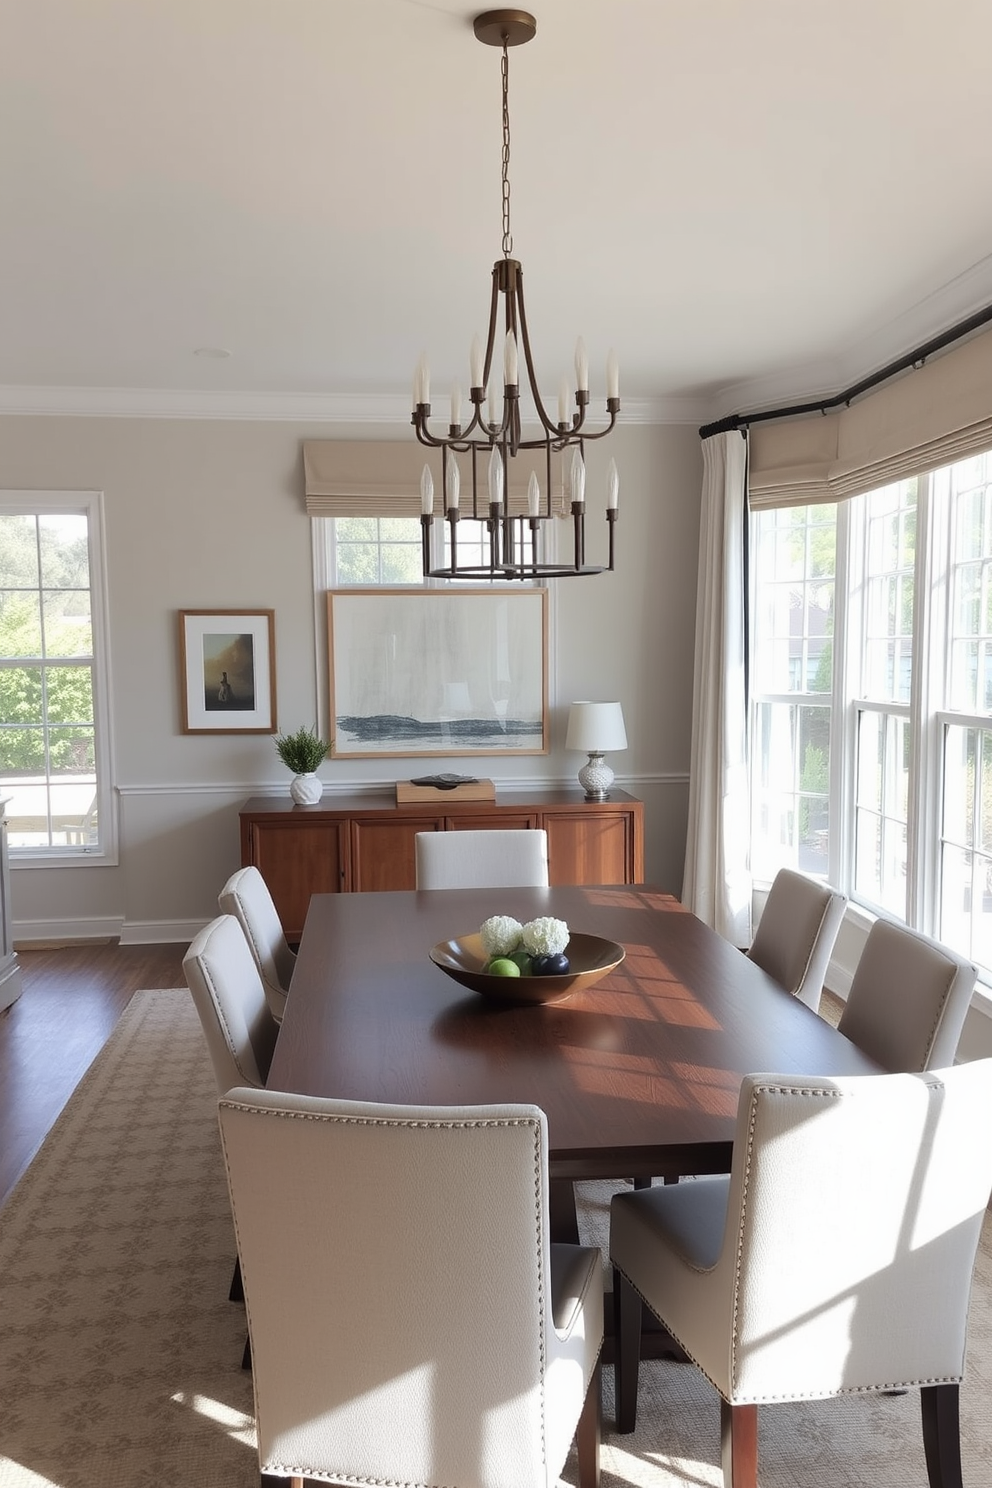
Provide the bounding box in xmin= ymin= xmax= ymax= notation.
xmin=3 ymin=0 xmax=991 ymax=426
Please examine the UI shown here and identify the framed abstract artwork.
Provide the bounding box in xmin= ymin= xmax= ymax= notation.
xmin=178 ymin=610 xmax=276 ymax=734
xmin=327 ymin=588 xmax=548 ymax=758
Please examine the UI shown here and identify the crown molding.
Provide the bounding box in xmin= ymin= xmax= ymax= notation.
xmin=704 ymin=251 xmax=992 ymax=424
xmin=6 ymin=250 xmax=988 ymax=430
xmin=0 ymin=384 xmax=705 ymax=427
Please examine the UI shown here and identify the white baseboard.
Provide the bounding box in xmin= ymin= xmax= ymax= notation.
xmin=824 ymin=955 xmax=853 ymax=1001
xmin=12 ymin=915 xmax=209 ymax=946
xmin=13 ymin=915 xmax=125 ymax=946
xmin=120 ymin=918 xmax=208 ymax=946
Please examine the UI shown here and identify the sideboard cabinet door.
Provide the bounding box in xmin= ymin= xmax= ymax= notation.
xmin=350 ymin=816 xmax=441 ymax=893
xmin=241 ymin=818 xmax=348 ymax=940
xmin=543 ymin=807 xmax=642 ymax=886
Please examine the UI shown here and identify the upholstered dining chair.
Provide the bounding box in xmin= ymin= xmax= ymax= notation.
xmin=218 ymin=865 xmax=295 ymax=1023
xmin=745 ymin=868 xmax=847 ymax=1012
xmin=838 ymin=918 xmax=977 ymax=1071
xmin=610 ymin=1060 xmax=992 ymax=1488
xmin=184 ymin=912 xmax=281 ymax=1321
xmin=183 ymin=912 xmax=279 ymax=1091
xmin=415 ymin=827 xmax=550 ymax=889
xmin=218 ymin=1088 xmax=603 ymax=1488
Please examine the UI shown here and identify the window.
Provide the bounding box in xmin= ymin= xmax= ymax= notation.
xmin=750 ymin=446 xmax=992 ymax=981
xmin=330 ymin=516 xmax=423 ymax=585
xmin=321 ymin=516 xmax=537 ymax=587
xmin=750 ymin=503 xmax=835 ymax=882
xmin=0 ymin=494 xmax=115 ymax=861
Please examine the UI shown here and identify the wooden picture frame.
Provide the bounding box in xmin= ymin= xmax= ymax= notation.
xmin=327 ymin=588 xmax=548 ymax=758
xmin=178 ymin=610 xmax=276 ymax=734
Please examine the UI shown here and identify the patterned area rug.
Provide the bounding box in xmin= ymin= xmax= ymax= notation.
xmin=1 ymin=988 xmax=990 ymax=1487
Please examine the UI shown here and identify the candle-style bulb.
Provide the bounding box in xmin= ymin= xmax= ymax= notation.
xmin=558 ymin=375 xmax=570 ymax=426
xmin=445 ymin=455 xmax=460 ymax=512
xmin=606 ymin=349 xmax=619 ymax=400
xmin=527 ymin=471 xmax=541 ymax=517
xmin=450 ymin=382 xmax=461 ymax=429
xmin=420 ymin=465 xmax=434 ymax=516
xmin=504 ymin=330 xmax=519 ymax=387
xmin=414 ymin=355 xmax=430 ymax=407
xmin=607 ymin=457 xmax=619 ymax=510
xmin=574 ymin=337 xmax=589 ymax=393
xmin=570 ymin=448 xmax=586 ymax=505
xmin=488 ymin=448 xmax=504 ymax=509
xmin=470 ymin=334 xmax=484 ymax=388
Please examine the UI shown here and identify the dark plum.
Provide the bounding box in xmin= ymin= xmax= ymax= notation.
xmin=530 ymin=952 xmax=570 ymax=976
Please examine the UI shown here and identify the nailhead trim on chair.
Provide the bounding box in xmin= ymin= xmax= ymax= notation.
xmin=918 ymin=967 xmax=957 ymax=1072
xmin=198 ymin=961 xmax=261 ymax=1087
xmin=218 ymin=1100 xmax=557 ymax=1481
xmin=727 ymin=1076 xmax=964 ymax=1401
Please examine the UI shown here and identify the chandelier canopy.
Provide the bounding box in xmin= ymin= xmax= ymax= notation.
xmin=413 ymin=9 xmax=620 ymax=581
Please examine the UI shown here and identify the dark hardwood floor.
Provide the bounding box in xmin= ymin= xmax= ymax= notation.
xmin=0 ymin=942 xmax=187 ymax=1208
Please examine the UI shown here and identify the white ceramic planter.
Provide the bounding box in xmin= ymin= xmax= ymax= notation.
xmin=290 ymin=773 xmax=324 ymax=806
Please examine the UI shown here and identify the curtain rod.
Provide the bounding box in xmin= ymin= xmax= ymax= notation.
xmin=698 ymin=302 xmax=992 ymax=440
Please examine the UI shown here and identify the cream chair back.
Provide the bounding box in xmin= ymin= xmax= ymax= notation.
xmin=415 ymin=828 xmax=550 ymax=890
xmin=838 ymin=919 xmax=977 ymax=1070
xmin=183 ymin=914 xmax=279 ymax=1091
xmin=219 ymin=1089 xmax=602 ymax=1488
xmin=610 ymin=1060 xmax=992 ymax=1483
xmin=746 ymin=868 xmax=847 ymax=1011
xmin=218 ymin=865 xmax=295 ymax=1021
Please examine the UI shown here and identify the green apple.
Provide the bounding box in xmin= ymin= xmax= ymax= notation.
xmin=487 ymin=957 xmax=521 ymax=977
xmin=509 ymin=950 xmax=533 ymax=974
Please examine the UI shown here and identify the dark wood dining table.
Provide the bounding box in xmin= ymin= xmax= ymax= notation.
xmin=268 ymin=883 xmax=880 ymax=1242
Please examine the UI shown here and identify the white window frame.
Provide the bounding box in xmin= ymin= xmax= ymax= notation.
xmin=1 ymin=491 xmax=117 ymax=866
xmin=750 ymin=446 xmax=992 ymax=988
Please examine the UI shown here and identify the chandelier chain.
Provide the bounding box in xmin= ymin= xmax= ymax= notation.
xmin=501 ymin=43 xmax=512 ymax=259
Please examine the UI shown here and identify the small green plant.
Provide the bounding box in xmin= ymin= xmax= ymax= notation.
xmin=273 ymin=724 xmax=330 ymax=774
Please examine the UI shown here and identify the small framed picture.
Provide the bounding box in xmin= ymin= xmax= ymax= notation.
xmin=178 ymin=610 xmax=276 ymax=734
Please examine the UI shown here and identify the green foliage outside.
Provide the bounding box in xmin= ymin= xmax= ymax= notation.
xmin=0 ymin=514 xmax=95 ymax=777
xmin=799 ymin=743 xmax=830 ymax=844
xmin=334 ymin=517 xmax=422 ymax=585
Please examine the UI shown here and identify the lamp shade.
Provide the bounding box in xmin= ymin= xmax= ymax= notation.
xmin=565 ymin=701 xmax=627 ymax=753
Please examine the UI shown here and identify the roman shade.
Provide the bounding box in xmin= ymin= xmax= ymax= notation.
xmin=749 ymin=323 xmax=992 ymax=508
xmin=303 ymin=439 xmax=567 ymax=518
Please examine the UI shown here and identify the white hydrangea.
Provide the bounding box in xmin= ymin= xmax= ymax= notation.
xmin=479 ymin=915 xmax=524 ymax=958
xmin=521 ymin=916 xmax=570 ymax=956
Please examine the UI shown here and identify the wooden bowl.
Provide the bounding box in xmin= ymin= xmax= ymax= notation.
xmin=429 ymin=932 xmax=625 ymax=1005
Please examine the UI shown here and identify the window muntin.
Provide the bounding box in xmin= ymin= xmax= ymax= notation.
xmin=331 ymin=516 xmax=423 ymax=585
xmin=940 ymin=724 xmax=992 ymax=973
xmin=0 ymin=498 xmax=113 ymax=861
xmin=851 ymin=480 xmax=917 ymax=915
xmin=854 ymin=705 xmax=910 ymax=917
xmin=749 ymin=446 xmax=992 ymax=983
xmin=323 ymin=515 xmax=538 ymax=587
xmin=750 ymin=505 xmax=835 ymax=880
xmin=862 ymin=480 xmax=916 ymax=705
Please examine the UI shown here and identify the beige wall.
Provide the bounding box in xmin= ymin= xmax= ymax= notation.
xmin=2 ymin=415 xmax=702 ymax=941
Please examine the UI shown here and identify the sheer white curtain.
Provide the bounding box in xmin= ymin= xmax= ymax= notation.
xmin=682 ymin=430 xmax=752 ymax=945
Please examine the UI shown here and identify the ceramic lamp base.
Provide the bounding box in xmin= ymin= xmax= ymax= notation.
xmin=577 ymin=752 xmax=614 ymax=801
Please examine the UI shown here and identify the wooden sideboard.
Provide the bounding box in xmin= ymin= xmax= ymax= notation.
xmin=240 ymin=789 xmax=645 ymax=939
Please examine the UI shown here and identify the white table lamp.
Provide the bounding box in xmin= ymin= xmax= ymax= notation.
xmin=565 ymin=701 xmax=628 ymax=800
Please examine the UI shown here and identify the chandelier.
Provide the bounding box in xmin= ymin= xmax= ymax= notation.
xmin=413 ymin=8 xmax=620 ymax=581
